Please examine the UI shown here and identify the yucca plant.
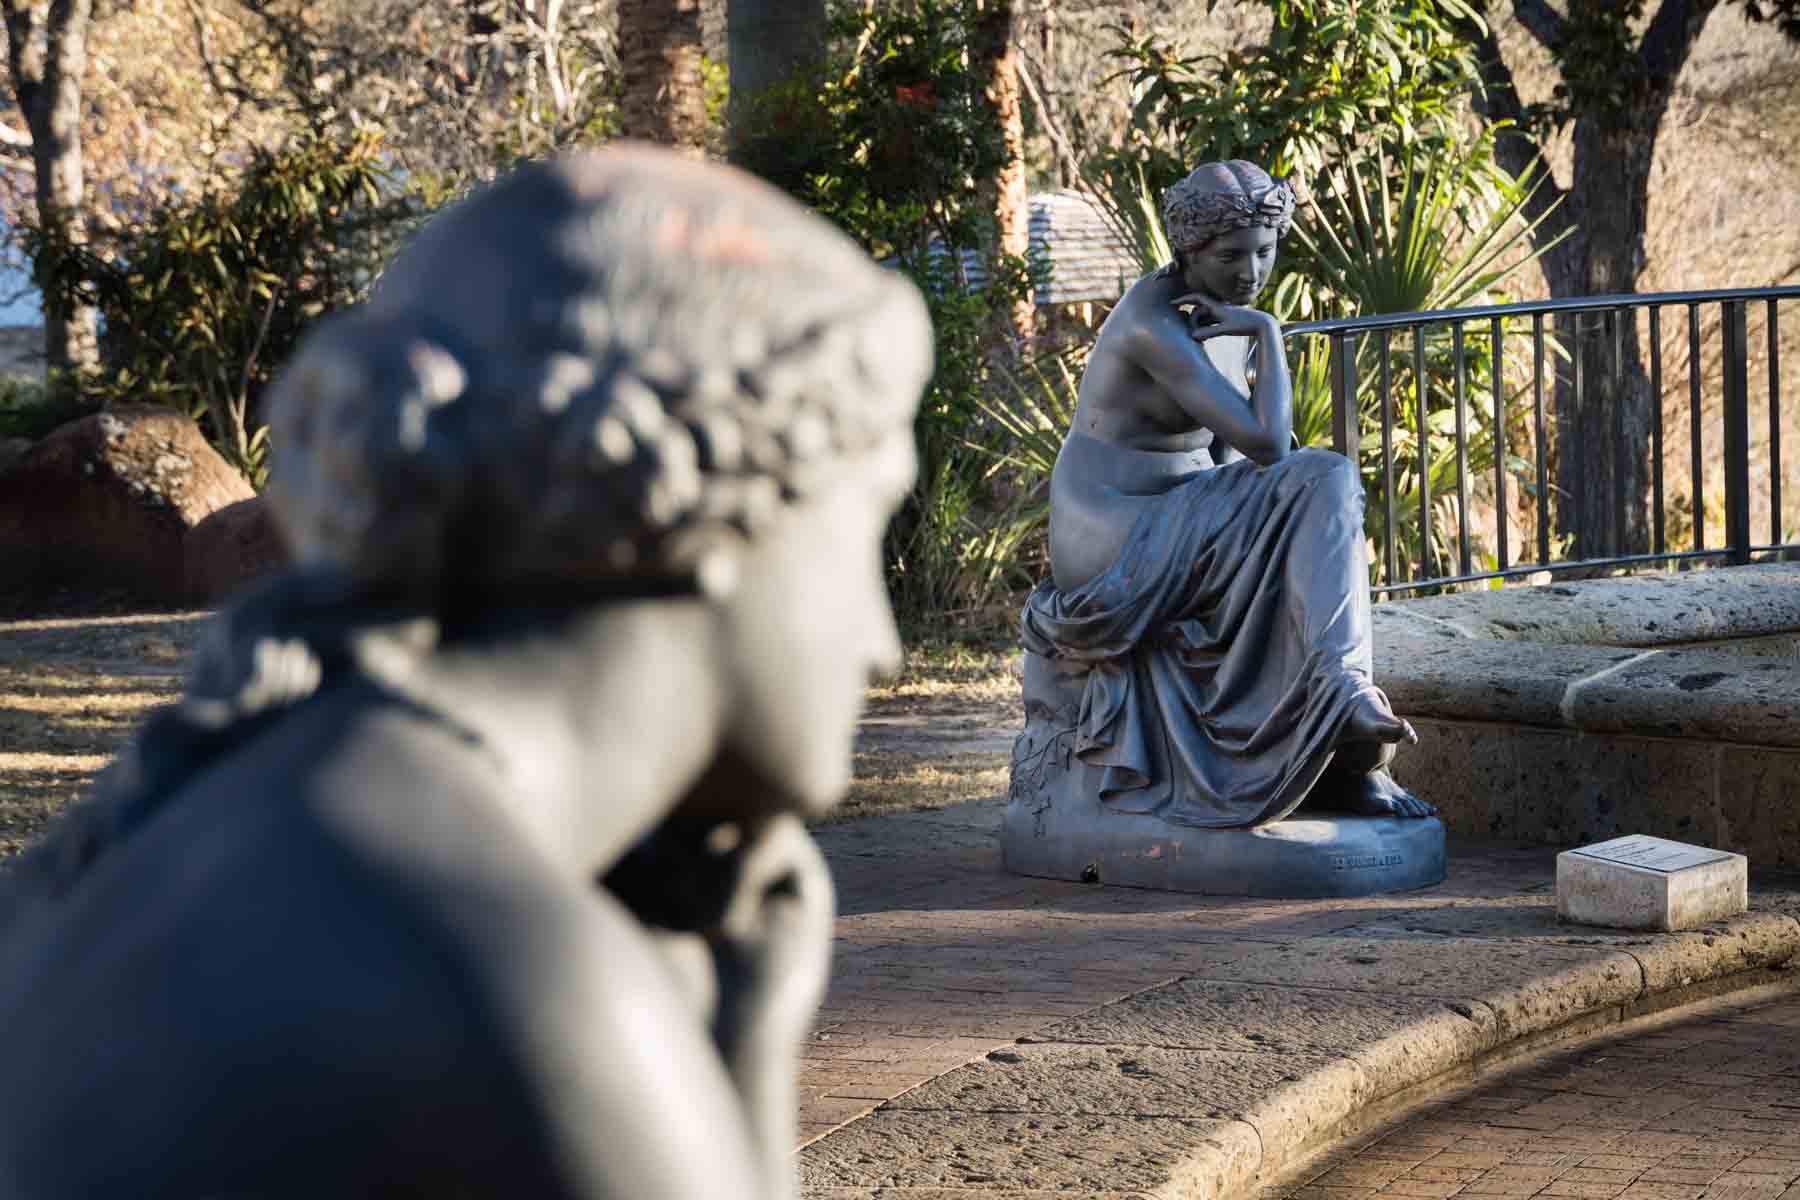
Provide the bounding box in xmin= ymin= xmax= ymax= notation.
xmin=1293 ymin=134 xmax=1564 ymax=317
xmin=1081 ymin=161 xmax=1174 ymax=278
xmin=885 ymin=352 xmax=1075 ymax=628
xmin=1290 ymin=134 xmax=1567 ymax=585
xmin=1290 ymin=342 xmax=1336 ymax=449
xmin=943 ymin=345 xmax=1088 ymax=594
xmin=975 ymin=346 xmax=1083 ymax=483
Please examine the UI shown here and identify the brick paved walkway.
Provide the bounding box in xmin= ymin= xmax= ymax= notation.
xmin=798 ymin=797 xmax=1575 ymax=1145
xmin=1268 ymin=991 xmax=1800 ymax=1200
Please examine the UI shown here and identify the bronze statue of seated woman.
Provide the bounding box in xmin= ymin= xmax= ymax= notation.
xmin=1006 ymin=160 xmax=1443 ymax=897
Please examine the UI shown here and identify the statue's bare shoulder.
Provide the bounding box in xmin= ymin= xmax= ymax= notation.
xmin=1076 ymin=269 xmax=1241 ymax=447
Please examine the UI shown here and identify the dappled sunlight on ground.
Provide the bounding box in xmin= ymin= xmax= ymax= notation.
xmin=0 ymin=609 xmax=1023 ymax=854
xmin=0 ymin=613 xmax=203 ymax=858
xmin=835 ymin=639 xmax=1023 ymax=826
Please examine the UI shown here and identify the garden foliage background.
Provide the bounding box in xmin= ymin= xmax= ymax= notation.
xmin=1 ymin=0 xmax=1797 ymax=633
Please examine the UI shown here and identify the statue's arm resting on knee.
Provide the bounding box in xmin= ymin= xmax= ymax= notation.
xmin=1126 ymin=293 xmax=1294 ymax=466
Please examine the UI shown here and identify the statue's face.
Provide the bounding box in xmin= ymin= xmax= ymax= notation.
xmin=715 ymin=439 xmax=914 ymax=817
xmin=1181 ymin=224 xmax=1279 ymax=306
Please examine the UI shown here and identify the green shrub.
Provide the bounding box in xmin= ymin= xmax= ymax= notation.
xmin=0 ymin=376 xmax=77 ymax=443
xmin=735 ymin=0 xmax=1011 ymax=264
xmin=735 ymin=0 xmax=1041 ymax=628
xmin=882 ymin=250 xmax=1042 ymax=627
xmin=30 ymin=130 xmax=413 ymax=484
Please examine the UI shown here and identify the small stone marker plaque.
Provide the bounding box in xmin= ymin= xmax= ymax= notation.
xmin=1556 ymin=834 xmax=1747 ymax=932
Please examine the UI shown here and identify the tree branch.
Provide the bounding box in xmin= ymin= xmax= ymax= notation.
xmin=1640 ymin=0 xmax=1722 ymax=92
xmin=1459 ymin=5 xmax=1571 ymax=247
xmin=1511 ymin=0 xmax=1570 ymax=50
xmin=181 ymin=0 xmax=250 ymax=109
xmin=1015 ymin=45 xmax=1083 ymax=189
xmin=1462 ymin=7 xmax=1560 ymax=186
xmin=1 ymin=0 xmax=45 ymax=121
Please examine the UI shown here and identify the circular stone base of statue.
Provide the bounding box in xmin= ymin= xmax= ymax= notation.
xmin=1001 ymin=796 xmax=1446 ymax=898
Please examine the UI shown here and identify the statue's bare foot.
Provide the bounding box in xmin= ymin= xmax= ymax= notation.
xmin=1303 ymin=768 xmax=1436 ymax=819
xmin=1343 ymin=688 xmax=1417 ymax=747
xmin=1344 ymin=770 xmax=1436 ymax=818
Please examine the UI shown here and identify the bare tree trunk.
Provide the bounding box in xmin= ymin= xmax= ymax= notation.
xmin=725 ymin=0 xmax=824 ymax=173
xmin=1540 ymin=122 xmax=1662 ymax=557
xmin=972 ymin=0 xmax=1033 ymax=339
xmin=617 ymin=0 xmax=707 ymax=153
xmin=1461 ymin=0 xmax=1719 ymax=559
xmin=3 ymin=0 xmax=100 ymax=391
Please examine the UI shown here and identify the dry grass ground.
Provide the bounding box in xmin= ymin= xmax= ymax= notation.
xmin=835 ymin=639 xmax=1022 ymax=823
xmin=0 ymin=612 xmax=205 ymax=857
xmin=0 ymin=614 xmax=1022 ymax=859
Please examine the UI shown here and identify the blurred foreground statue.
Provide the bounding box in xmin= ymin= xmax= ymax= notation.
xmin=1004 ymin=160 xmax=1444 ymax=897
xmin=0 ymin=146 xmax=930 ymax=1198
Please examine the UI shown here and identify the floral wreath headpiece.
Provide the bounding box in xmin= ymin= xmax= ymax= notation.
xmin=1163 ymin=171 xmax=1296 ymax=256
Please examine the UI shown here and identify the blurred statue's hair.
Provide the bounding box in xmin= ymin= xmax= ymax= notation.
xmin=1163 ymin=160 xmax=1296 ymax=259
xmin=266 ymin=145 xmax=932 ymax=606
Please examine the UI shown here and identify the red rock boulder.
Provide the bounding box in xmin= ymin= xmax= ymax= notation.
xmin=0 ymin=406 xmax=255 ymax=606
xmin=183 ymin=495 xmax=289 ymax=606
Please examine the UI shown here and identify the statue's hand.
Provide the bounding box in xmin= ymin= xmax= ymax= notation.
xmin=709 ymin=815 xmax=833 ymax=1193
xmin=607 ymin=812 xmax=830 ymax=1194
xmin=711 ymin=816 xmax=834 ymax=1056
xmin=1177 ymin=292 xmax=1280 ymax=341
xmin=605 ymin=812 xmax=833 ymax=1050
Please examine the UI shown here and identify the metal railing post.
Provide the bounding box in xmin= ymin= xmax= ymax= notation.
xmin=1330 ymin=333 xmax=1358 ymax=460
xmin=1722 ymin=300 xmax=1752 ymax=565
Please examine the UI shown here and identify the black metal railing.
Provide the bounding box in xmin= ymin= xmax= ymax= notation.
xmin=1284 ymin=285 xmax=1800 ymax=596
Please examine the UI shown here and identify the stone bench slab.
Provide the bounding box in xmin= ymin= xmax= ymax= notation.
xmin=1373 ymin=561 xmax=1800 ymax=646
xmin=1378 ymin=634 xmax=1800 ymax=748
xmin=1374 ymin=566 xmax=1800 ymax=749
xmin=1373 ymin=565 xmax=1800 ymax=859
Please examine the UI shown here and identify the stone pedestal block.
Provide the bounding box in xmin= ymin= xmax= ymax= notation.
xmin=1002 ymin=797 xmax=1447 ymax=897
xmin=1556 ymin=834 xmax=1747 ymax=931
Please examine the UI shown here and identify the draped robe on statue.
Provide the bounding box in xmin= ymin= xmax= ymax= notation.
xmin=1019 ymin=430 xmax=1384 ymax=829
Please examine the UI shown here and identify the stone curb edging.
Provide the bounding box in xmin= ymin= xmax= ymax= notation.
xmin=799 ymin=910 xmax=1800 ymax=1199
xmin=1178 ymin=911 xmax=1800 ymax=1200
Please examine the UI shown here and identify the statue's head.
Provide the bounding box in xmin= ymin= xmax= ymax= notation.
xmin=263 ymin=145 xmax=933 ymax=809
xmin=1163 ymin=160 xmax=1295 ymax=306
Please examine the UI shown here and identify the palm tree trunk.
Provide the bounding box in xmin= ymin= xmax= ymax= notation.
xmin=972 ymin=0 xmax=1033 ymax=340
xmin=617 ymin=0 xmax=707 ymax=153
